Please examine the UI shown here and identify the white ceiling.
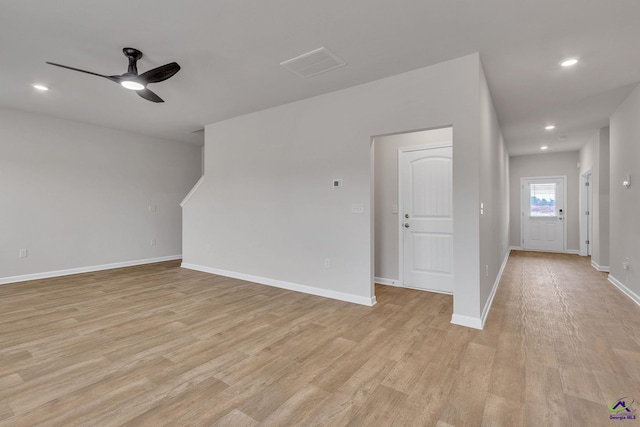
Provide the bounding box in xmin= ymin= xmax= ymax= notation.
xmin=2 ymin=1 xmax=639 ymax=155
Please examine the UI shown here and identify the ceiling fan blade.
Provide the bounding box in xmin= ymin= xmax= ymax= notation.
xmin=138 ymin=62 xmax=180 ymax=85
xmin=136 ymin=88 xmax=164 ymax=103
xmin=46 ymin=61 xmax=120 ymax=83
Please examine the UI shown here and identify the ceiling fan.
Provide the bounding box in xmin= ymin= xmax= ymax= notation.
xmin=46 ymin=48 xmax=180 ymax=103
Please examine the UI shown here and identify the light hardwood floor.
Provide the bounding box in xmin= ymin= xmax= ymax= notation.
xmin=1 ymin=251 xmax=639 ymax=426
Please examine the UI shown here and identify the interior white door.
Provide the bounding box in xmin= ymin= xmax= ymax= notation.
xmin=400 ymin=146 xmax=453 ymax=293
xmin=522 ymin=177 xmax=565 ymax=252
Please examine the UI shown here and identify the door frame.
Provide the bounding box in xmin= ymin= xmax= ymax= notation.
xmin=398 ymin=143 xmax=453 ymax=290
xmin=520 ymin=175 xmax=567 ymax=253
xmin=579 ymin=171 xmax=593 ymax=256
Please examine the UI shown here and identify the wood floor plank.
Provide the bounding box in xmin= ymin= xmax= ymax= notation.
xmin=438 ymin=342 xmax=496 ymax=426
xmin=259 ymin=384 xmax=331 ymax=427
xmin=298 ymin=355 xmax=398 ymax=426
xmin=209 ymin=409 xmax=258 ymax=427
xmin=0 ymin=253 xmax=638 ymax=426
xmin=0 ymin=404 xmax=13 ymax=423
xmin=559 ymin=366 xmax=605 ymax=404
xmin=481 ymin=393 xmax=526 ymax=427
xmin=524 ymin=363 xmax=570 ymax=427
xmin=346 ymin=384 xmax=408 ymax=427
xmin=488 ymin=332 xmax=526 ymax=402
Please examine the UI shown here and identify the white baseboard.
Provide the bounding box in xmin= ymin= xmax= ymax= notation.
xmin=510 ymin=246 xmax=579 ymax=255
xmin=608 ymin=274 xmax=640 ymax=307
xmin=182 ymin=263 xmax=376 ymax=307
xmin=450 ymin=248 xmax=511 ymax=330
xmin=591 ymin=260 xmax=610 ymax=272
xmin=479 ymin=248 xmax=511 ymax=329
xmin=374 ymin=277 xmax=401 ymax=287
xmin=451 ymin=314 xmax=483 ymax=330
xmin=0 ymin=255 xmax=182 ymax=285
xmin=451 ymin=248 xmax=511 ymax=330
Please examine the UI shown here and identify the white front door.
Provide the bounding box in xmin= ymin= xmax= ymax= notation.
xmin=400 ymin=146 xmax=453 ymax=293
xmin=522 ymin=177 xmax=566 ymax=252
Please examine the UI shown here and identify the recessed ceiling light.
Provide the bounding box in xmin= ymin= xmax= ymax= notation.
xmin=540 ymin=146 xmax=549 ymax=150
xmin=120 ymin=80 xmax=145 ymax=91
xmin=545 ymin=125 xmax=556 ymax=130
xmin=561 ymin=58 xmax=578 ymax=67
xmin=33 ymin=84 xmax=49 ymax=91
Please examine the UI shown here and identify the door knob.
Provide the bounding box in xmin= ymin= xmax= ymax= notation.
xmin=405 ymin=214 xmax=409 ymax=218
xmin=404 ymin=223 xmax=410 ymax=228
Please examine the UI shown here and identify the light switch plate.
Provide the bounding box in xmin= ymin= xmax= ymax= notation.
xmin=392 ymin=205 xmax=398 ymax=214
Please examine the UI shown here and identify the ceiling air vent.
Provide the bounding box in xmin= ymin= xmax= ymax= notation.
xmin=280 ymin=47 xmax=346 ymax=78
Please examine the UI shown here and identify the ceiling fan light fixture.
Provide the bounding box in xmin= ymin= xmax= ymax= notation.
xmin=120 ymin=80 xmax=145 ymax=91
xmin=560 ymin=58 xmax=578 ymax=67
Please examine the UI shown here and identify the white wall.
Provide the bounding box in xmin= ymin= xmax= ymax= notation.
xmin=579 ymin=126 xmax=610 ymax=269
xmin=0 ymin=108 xmax=202 ymax=282
xmin=598 ymin=128 xmax=610 ymax=268
xmin=509 ymin=151 xmax=580 ymax=251
xmin=373 ymin=127 xmax=453 ymax=283
xmin=183 ymin=53 xmax=508 ymax=326
xmin=609 ymin=83 xmax=640 ymax=302
xmin=478 ymin=63 xmax=511 ymax=312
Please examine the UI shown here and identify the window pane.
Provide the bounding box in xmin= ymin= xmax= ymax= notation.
xmin=530 ymin=183 xmax=556 ymax=216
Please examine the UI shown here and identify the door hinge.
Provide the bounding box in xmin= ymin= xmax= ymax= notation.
xmin=585 ymin=240 xmax=590 ymax=245
xmin=586 ymin=211 xmax=590 ymax=215
xmin=585 ymin=182 xmax=590 ymax=186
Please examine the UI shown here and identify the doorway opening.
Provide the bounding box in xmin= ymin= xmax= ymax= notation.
xmin=372 ymin=126 xmax=453 ymax=295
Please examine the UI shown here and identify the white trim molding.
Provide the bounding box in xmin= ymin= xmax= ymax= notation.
xmin=608 ymin=275 xmax=640 ymax=307
xmin=374 ymin=277 xmax=401 ymax=287
xmin=0 ymin=255 xmax=182 ymax=285
xmin=451 ymin=314 xmax=483 ymax=330
xmin=479 ymin=249 xmax=511 ymax=328
xmin=182 ymin=263 xmax=377 ymax=307
xmin=180 ymin=175 xmax=204 ymax=207
xmin=510 ymin=246 xmax=579 ymax=255
xmin=451 ymin=248 xmax=511 ymax=330
xmin=591 ymin=261 xmax=610 ymax=272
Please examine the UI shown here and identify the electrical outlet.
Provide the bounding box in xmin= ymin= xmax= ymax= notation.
xmin=623 ymin=257 xmax=630 ymax=270
xmin=19 ymin=248 xmax=28 ymax=258
xmin=485 ymin=264 xmax=489 ymax=277
xmin=392 ymin=205 xmax=398 ymax=214
xmin=351 ymin=203 xmax=364 ymax=214
xmin=150 ymin=239 xmax=156 ymax=246
xmin=324 ymin=258 xmax=331 ymax=268
xmin=148 ymin=204 xmax=157 ymax=212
